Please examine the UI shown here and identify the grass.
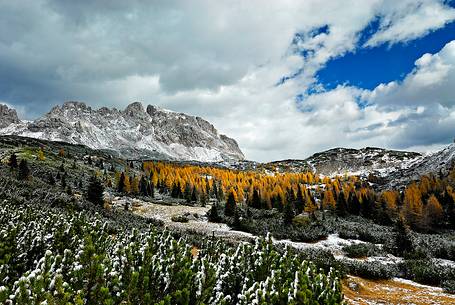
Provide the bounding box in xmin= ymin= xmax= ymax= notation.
xmin=343 ymin=275 xmax=455 ymax=305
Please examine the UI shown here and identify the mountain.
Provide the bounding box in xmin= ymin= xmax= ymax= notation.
xmin=258 ymin=146 xmax=455 ymax=189
xmin=0 ymin=101 xmax=244 ymax=162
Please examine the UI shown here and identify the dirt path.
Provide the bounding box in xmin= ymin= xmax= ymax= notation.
xmin=344 ymin=276 xmax=455 ymax=305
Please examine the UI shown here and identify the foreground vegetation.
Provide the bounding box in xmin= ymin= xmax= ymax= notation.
xmin=0 ymin=140 xmax=344 ymax=304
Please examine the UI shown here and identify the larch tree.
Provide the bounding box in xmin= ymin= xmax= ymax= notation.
xmin=424 ymin=194 xmax=443 ymax=229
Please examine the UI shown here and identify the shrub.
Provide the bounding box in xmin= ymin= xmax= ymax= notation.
xmin=171 ymin=214 xmax=189 ymax=223
xmin=342 ymin=243 xmax=380 ymax=258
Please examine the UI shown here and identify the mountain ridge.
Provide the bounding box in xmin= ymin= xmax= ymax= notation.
xmin=0 ymin=101 xmax=244 ymax=162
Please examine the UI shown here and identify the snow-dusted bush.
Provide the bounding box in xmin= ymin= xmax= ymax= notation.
xmin=0 ymin=183 xmax=344 ymax=304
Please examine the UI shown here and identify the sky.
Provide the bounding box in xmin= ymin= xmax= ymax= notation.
xmin=1 ymin=0 xmax=455 ymax=161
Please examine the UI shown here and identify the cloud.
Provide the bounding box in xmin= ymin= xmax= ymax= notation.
xmin=309 ymin=39 xmax=455 ymax=152
xmin=0 ymin=0 xmax=455 ymax=161
xmin=365 ymin=0 xmax=455 ymax=47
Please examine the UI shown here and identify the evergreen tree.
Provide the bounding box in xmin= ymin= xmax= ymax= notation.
xmin=208 ymin=201 xmax=220 ymax=222
xmin=140 ymin=176 xmax=149 ymax=196
xmin=87 ymin=156 xmax=93 ymax=165
xmin=347 ymin=191 xmax=361 ymax=215
xmin=117 ymin=172 xmax=126 ymax=193
xmin=18 ymin=159 xmax=30 ymax=180
xmin=200 ymin=192 xmax=207 ymax=207
xmin=61 ymin=174 xmax=67 ymax=189
xmin=48 ymin=173 xmax=55 ymax=185
xmin=225 ymin=191 xmax=236 ymax=216
xmin=191 ymin=186 xmax=198 ymax=202
xmin=296 ymin=186 xmax=305 ymax=214
xmin=8 ymin=153 xmax=18 ymax=169
xmin=86 ymin=176 xmax=105 ymax=206
xmin=394 ymin=216 xmax=413 ymax=257
xmin=283 ymin=200 xmax=295 ymax=225
xmin=251 ymin=189 xmax=261 ymax=209
xmin=360 ymin=192 xmax=375 ymax=219
xmin=171 ymin=181 xmax=182 ymax=198
xmin=336 ymin=191 xmax=347 ymax=216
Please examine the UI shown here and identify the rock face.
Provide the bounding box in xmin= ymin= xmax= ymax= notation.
xmin=0 ymin=101 xmax=244 ymax=162
xmin=0 ymin=104 xmax=20 ymax=128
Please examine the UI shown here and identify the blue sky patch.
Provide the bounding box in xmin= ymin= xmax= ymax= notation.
xmin=315 ymin=21 xmax=455 ymax=90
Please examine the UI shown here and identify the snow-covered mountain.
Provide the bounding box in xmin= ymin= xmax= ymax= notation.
xmin=0 ymin=101 xmax=244 ymax=162
xmin=255 ymin=146 xmax=455 ymax=189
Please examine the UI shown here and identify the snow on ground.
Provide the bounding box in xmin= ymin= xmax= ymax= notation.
xmin=273 ymin=234 xmax=366 ymax=256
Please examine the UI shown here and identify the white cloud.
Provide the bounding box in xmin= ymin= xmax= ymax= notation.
xmin=365 ymin=0 xmax=455 ymax=47
xmin=1 ymin=0 xmax=455 ymax=161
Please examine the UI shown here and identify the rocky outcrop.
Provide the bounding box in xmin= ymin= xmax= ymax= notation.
xmin=0 ymin=104 xmax=20 ymax=128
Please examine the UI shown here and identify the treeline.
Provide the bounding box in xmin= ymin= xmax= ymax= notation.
xmin=318 ymin=172 xmax=455 ymax=231
xmin=111 ymin=161 xmax=455 ymax=231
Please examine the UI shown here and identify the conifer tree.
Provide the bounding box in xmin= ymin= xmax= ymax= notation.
xmin=86 ymin=176 xmax=105 ymax=206
xmin=191 ymin=186 xmax=198 ymax=202
xmin=225 ymin=191 xmax=236 ymax=216
xmin=8 ymin=153 xmax=18 ymax=169
xmin=347 ymin=191 xmax=361 ymax=215
xmin=251 ymin=189 xmax=261 ymax=209
xmin=48 ymin=173 xmax=55 ymax=185
xmin=208 ymin=201 xmax=220 ymax=222
xmin=18 ymin=159 xmax=30 ymax=180
xmin=140 ymin=176 xmax=149 ymax=196
xmin=61 ymin=174 xmax=67 ymax=189
xmin=296 ymin=186 xmax=305 ymax=214
xmin=283 ymin=200 xmax=295 ymax=225
xmin=117 ymin=172 xmax=126 ymax=193
xmin=336 ymin=191 xmax=347 ymax=216
xmin=394 ymin=216 xmax=413 ymax=256
xmin=200 ymin=192 xmax=207 ymax=207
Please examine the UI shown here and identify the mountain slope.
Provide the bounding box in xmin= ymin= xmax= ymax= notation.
xmin=0 ymin=101 xmax=244 ymax=162
xmin=265 ymin=145 xmax=455 ymax=189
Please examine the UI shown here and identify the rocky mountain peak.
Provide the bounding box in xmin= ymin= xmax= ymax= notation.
xmin=0 ymin=104 xmax=21 ymax=128
xmin=124 ymin=102 xmax=145 ymax=115
xmin=0 ymin=102 xmax=245 ymax=162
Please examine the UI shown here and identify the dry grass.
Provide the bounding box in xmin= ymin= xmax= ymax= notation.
xmin=343 ymin=275 xmax=455 ymax=305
